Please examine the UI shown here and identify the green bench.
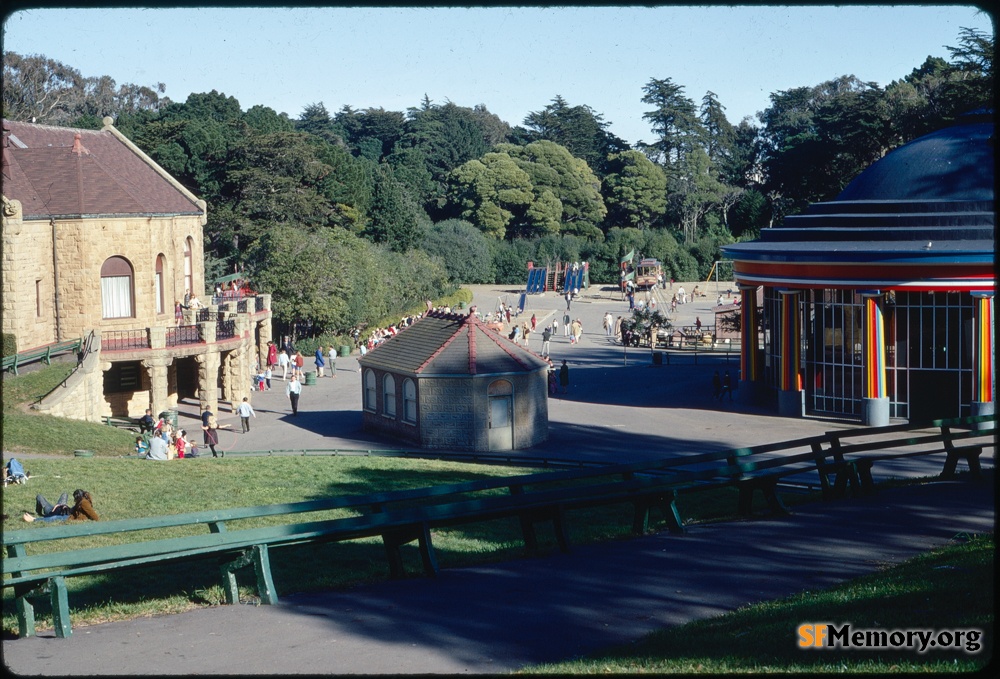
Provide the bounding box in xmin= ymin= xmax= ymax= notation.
xmin=2 ymin=338 xmax=83 ymax=376
xmin=821 ymin=416 xmax=995 ymax=494
xmin=104 ymin=415 xmax=143 ymax=432
xmin=2 ymin=464 xmax=700 ymax=638
xmin=5 ymin=414 xmax=993 ymax=639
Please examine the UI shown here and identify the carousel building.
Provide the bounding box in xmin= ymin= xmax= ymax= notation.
xmin=722 ymin=111 xmax=994 ymax=425
xmin=357 ymin=309 xmax=550 ymax=451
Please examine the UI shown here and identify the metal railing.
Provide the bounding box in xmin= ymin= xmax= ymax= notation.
xmin=216 ymin=319 xmax=237 ymax=340
xmin=166 ymin=325 xmax=202 ymax=347
xmin=101 ymin=330 xmax=150 ymax=352
xmin=196 ymin=308 xmax=213 ymax=323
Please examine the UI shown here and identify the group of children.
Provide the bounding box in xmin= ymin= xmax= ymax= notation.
xmin=135 ymin=416 xmax=197 ymax=460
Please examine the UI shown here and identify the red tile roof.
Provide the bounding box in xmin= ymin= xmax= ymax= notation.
xmin=359 ymin=311 xmax=550 ymax=376
xmin=2 ymin=119 xmax=203 ymax=219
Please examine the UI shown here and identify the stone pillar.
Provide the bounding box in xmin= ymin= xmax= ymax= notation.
xmin=777 ymin=289 xmax=804 ymax=417
xmin=970 ymin=291 xmax=994 ymax=426
xmin=142 ymin=357 xmax=172 ymax=417
xmin=859 ymin=291 xmax=889 ymax=426
xmin=149 ymin=326 xmax=166 ymax=350
xmin=195 ymin=351 xmax=221 ymax=416
xmin=258 ymin=318 xmax=273 ymax=368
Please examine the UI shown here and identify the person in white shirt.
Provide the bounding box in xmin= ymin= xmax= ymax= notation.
xmin=278 ymin=349 xmax=290 ymax=380
xmin=286 ymin=375 xmax=302 ymax=415
xmin=236 ymin=397 xmax=256 ymax=433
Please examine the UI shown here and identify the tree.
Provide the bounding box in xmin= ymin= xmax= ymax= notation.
xmin=497 ymin=140 xmax=607 ymax=239
xmin=522 ymin=95 xmax=628 ymax=172
xmin=640 ymin=77 xmax=702 ymax=167
xmin=243 ymin=105 xmax=294 ymax=134
xmin=366 ymin=162 xmax=423 ymax=251
xmin=2 ymin=51 xmax=166 ymax=124
xmin=448 ymin=152 xmax=534 ymax=239
xmin=670 ymin=147 xmax=726 ymax=244
xmin=422 ymin=219 xmax=496 ymax=284
xmin=699 ymin=91 xmax=735 ymax=168
xmin=602 ymin=150 xmax=668 ymax=230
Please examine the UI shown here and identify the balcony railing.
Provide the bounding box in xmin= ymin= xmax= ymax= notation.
xmin=216 ymin=319 xmax=237 ymax=340
xmin=237 ymin=299 xmax=249 ymax=313
xmin=196 ymin=308 xmax=213 ymax=323
xmin=102 ymin=330 xmax=150 ymax=351
xmin=255 ymin=296 xmax=265 ymax=312
xmin=166 ymin=325 xmax=201 ymax=347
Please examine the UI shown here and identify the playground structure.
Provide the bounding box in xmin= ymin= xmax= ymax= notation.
xmin=525 ymin=261 xmax=589 ymax=295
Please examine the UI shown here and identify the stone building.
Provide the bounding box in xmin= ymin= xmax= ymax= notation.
xmin=357 ymin=310 xmax=550 ymax=451
xmin=2 ymin=117 xmax=272 ymax=421
xmin=722 ymin=112 xmax=994 ymax=425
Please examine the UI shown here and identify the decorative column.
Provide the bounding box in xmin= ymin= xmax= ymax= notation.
xmin=860 ymin=291 xmax=890 ymax=426
xmin=738 ymin=284 xmax=762 ymax=400
xmin=970 ymin=291 xmax=994 ymax=423
xmin=777 ymin=289 xmax=804 ymax=417
xmin=142 ymin=357 xmax=172 ymax=418
xmin=195 ymin=351 xmax=220 ymax=416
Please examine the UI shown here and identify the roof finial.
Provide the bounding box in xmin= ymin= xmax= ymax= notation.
xmin=71 ymin=133 xmax=90 ymax=156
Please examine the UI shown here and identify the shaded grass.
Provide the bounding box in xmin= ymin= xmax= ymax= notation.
xmin=2 ymin=362 xmax=135 ymax=456
xmin=3 ymin=455 xmax=691 ymax=635
xmin=525 ymin=534 xmax=994 ymax=674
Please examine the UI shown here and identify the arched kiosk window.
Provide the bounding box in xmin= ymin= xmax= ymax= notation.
xmin=382 ymin=374 xmax=396 ymax=417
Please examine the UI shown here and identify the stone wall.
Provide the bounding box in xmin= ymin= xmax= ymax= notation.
xmin=2 ymin=199 xmax=205 ymax=350
xmin=360 ymin=369 xmax=549 ymax=451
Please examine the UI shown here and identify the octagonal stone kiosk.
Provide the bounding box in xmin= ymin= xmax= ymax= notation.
xmin=357 ymin=309 xmax=550 ymax=451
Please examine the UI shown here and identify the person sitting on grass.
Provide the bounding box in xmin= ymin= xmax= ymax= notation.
xmin=23 ymin=489 xmax=99 ymax=522
xmin=135 ymin=436 xmax=149 ymax=457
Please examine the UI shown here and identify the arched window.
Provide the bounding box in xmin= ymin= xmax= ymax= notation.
xmin=101 ymin=256 xmax=134 ymax=319
xmin=382 ymin=374 xmax=396 ymax=417
xmin=363 ymin=370 xmax=376 ymax=411
xmin=183 ymin=237 xmax=194 ymax=297
xmin=488 ymin=379 xmax=513 ymax=396
xmin=155 ymin=254 xmax=166 ymax=315
xmin=402 ymin=378 xmax=417 ymax=424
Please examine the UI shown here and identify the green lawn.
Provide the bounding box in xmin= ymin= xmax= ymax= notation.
xmin=2 ymin=364 xmax=992 ymax=673
xmin=525 ymin=534 xmax=993 ymax=674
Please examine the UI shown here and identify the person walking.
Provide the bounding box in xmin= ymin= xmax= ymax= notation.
xmin=721 ymin=371 xmax=734 ymax=401
xmin=558 ymin=360 xmax=570 ymax=394
xmin=563 ymin=312 xmax=571 ymax=337
xmin=202 ymin=412 xmax=231 ymax=458
xmin=603 ymin=311 xmax=613 ymax=337
xmin=286 ymin=373 xmax=302 ymax=416
xmin=266 ymin=341 xmax=278 ymax=371
xmin=711 ymin=371 xmax=722 ymax=401
xmin=541 ymin=325 xmax=552 ymax=358
xmin=571 ymin=318 xmax=583 ymax=345
xmin=294 ymin=351 xmax=305 ymax=378
xmin=278 ymin=349 xmax=289 ymax=380
xmin=315 ymin=346 xmax=326 ymax=378
xmin=328 ymin=345 xmax=338 ymax=379
xmin=237 ymin=397 xmax=256 ymax=433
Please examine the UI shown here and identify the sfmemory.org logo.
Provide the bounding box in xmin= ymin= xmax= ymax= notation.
xmin=798 ymin=624 xmax=983 ymax=653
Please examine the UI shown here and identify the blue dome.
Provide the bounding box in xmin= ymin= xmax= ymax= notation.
xmin=836 ymin=116 xmax=993 ymax=202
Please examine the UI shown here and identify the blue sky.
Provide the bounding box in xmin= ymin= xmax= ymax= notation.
xmin=2 ymin=5 xmax=993 ymax=145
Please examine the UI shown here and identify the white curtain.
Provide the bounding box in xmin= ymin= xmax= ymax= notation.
xmin=102 ymin=275 xmax=132 ymax=318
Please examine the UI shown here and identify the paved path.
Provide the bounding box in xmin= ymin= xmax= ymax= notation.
xmin=3 ymin=475 xmax=992 ymax=674
xmin=3 ymin=283 xmax=994 ymax=674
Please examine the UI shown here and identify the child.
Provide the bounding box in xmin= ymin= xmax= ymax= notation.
xmin=174 ymin=429 xmax=189 ymax=459
xmin=135 ymin=436 xmax=149 ymax=457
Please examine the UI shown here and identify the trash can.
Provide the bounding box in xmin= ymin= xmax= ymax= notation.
xmin=339 ymin=345 xmax=351 ymax=357
xmin=303 ymin=371 xmax=317 ymax=386
xmin=159 ymin=410 xmax=178 ymax=428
